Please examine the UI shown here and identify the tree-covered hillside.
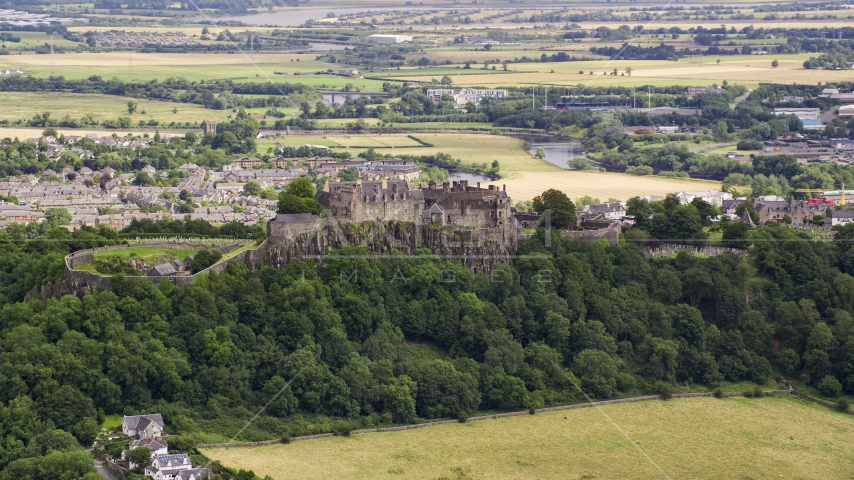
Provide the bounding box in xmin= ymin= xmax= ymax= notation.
xmin=1 ymin=216 xmax=854 ymax=477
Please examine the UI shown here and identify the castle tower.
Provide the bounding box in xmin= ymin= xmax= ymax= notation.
xmin=203 ymin=120 xmax=217 ymax=135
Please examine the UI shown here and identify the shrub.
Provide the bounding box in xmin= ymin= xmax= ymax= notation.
xmin=835 ymin=398 xmax=850 ymax=413
xmin=655 ymin=381 xmax=672 ymax=400
xmin=280 ymin=437 xmax=290 ymax=444
xmin=626 ymin=165 xmax=654 ymax=176
xmin=743 ymin=390 xmax=754 ymax=398
xmin=457 ymin=412 xmax=469 ymax=423
xmin=713 ymin=387 xmax=724 ymax=398
xmin=818 ymin=375 xmax=843 ymax=398
xmin=616 ymin=373 xmax=636 ymax=392
xmin=753 ymin=386 xmax=763 ymax=398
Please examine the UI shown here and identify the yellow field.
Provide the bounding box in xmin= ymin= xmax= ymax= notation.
xmin=0 ymin=126 xmax=177 ymax=140
xmin=382 ymin=54 xmax=845 ymax=87
xmin=0 ymin=52 xmax=317 ymax=68
xmin=324 ymin=134 xmax=424 ymax=148
xmin=488 ymin=170 xmax=721 ymax=202
xmin=202 ymin=396 xmax=854 ymax=480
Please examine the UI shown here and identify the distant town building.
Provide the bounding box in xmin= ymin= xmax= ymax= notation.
xmin=686 ymin=86 xmax=724 ymax=98
xmin=773 ymin=107 xmax=820 ymax=121
xmin=368 ymin=34 xmax=413 ymax=43
xmin=426 ymin=89 xmax=509 ymax=105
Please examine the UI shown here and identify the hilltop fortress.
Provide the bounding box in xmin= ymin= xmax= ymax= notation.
xmin=266 ymin=179 xmax=521 ymax=271
xmin=59 ymin=179 xmax=620 ymax=296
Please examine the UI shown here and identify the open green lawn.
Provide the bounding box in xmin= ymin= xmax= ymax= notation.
xmin=202 ymin=396 xmax=854 ymax=480
xmin=102 ymin=415 xmax=123 ymax=430
xmin=92 ymin=247 xmax=199 ymax=263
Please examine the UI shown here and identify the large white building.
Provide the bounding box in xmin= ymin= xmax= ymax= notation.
xmin=773 ymin=107 xmax=820 ymax=121
xmin=427 ymin=89 xmax=509 ymax=105
xmin=369 ymin=34 xmax=413 ymax=43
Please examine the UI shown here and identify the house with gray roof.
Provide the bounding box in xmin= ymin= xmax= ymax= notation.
xmin=121 ymin=413 xmax=164 ymax=439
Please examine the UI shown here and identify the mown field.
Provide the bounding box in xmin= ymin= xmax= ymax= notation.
xmin=202 ymin=396 xmax=854 ymax=480
xmin=376 ymin=53 xmax=843 ymax=88
xmin=0 ymin=92 xmax=228 ymax=124
xmin=92 ymin=247 xmax=199 ymax=263
xmin=487 ymin=170 xmax=721 ymax=202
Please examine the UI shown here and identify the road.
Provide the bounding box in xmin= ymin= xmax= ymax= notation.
xmin=94 ymin=458 xmax=120 ymax=480
xmin=729 ymin=89 xmax=752 ymax=109
xmin=823 ymin=109 xmax=836 ymax=123
xmin=689 ymin=142 xmax=732 ymax=153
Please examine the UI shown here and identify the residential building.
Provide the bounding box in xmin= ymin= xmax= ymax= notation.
xmin=827 ymin=209 xmax=854 ymax=227
xmin=579 ymin=202 xmax=626 ymax=221
xmin=121 ymin=414 xmax=164 ymax=439
xmin=144 ymin=454 xmax=193 ymax=480
xmin=122 ymin=438 xmax=168 ymax=469
xmin=675 ymin=190 xmax=733 ymax=207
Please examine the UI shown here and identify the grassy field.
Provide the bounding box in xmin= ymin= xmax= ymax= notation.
xmin=0 ymin=92 xmax=228 ymax=124
xmin=101 ymin=415 xmax=123 ymax=430
xmin=487 ymin=170 xmax=721 ymax=202
xmin=377 ymin=53 xmax=843 ymax=88
xmin=202 ymin=396 xmax=854 ymax=480
xmin=92 ymin=247 xmax=198 ymax=263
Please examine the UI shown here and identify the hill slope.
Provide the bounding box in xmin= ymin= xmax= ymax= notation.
xmin=202 ymin=396 xmax=854 ymax=479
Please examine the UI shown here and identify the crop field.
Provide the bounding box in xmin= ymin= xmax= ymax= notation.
xmin=0 ymin=53 xmax=387 ymax=90
xmin=487 ymin=170 xmax=721 ymax=202
xmin=0 ymin=126 xmax=163 ymax=141
xmin=0 ymin=92 xmax=228 ymax=124
xmin=379 ymin=53 xmax=843 ymax=88
xmin=202 ymin=396 xmax=854 ymax=480
xmin=322 ymin=134 xmax=425 ymax=148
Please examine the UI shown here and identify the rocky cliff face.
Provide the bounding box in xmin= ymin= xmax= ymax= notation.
xmin=265 ymin=219 xmax=514 ymax=273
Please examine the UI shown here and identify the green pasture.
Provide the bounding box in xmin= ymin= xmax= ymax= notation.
xmin=0 ymin=92 xmax=229 ymax=124
xmin=92 ymin=247 xmax=199 ymax=263
xmin=203 ymin=396 xmax=854 ymax=480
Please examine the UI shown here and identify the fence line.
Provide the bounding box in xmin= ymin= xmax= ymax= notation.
xmin=791 ymin=389 xmax=854 ymax=415
xmin=197 ymin=390 xmax=789 ymax=449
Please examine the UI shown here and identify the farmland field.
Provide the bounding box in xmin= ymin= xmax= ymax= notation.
xmin=0 ymin=92 xmax=228 ymax=124
xmin=487 ymin=170 xmax=721 ymax=202
xmin=202 ymin=396 xmax=854 ymax=480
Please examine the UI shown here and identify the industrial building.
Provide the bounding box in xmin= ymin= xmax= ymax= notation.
xmin=426 ymin=89 xmax=509 ymax=105
xmin=368 ymin=34 xmax=413 ymax=43
xmin=773 ymin=108 xmax=820 ymax=121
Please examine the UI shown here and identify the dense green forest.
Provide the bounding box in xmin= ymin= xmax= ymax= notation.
xmin=2 ymin=210 xmax=854 ymax=477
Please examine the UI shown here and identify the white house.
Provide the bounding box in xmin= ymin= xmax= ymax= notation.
xmin=675 ymin=190 xmax=733 ymax=207
xmin=175 ymin=469 xmax=211 ymax=480
xmin=122 ymin=414 xmax=165 ymax=439
xmin=580 ymin=202 xmax=626 ymax=220
xmin=829 ymin=209 xmax=854 ymax=226
xmin=144 ymin=453 xmax=193 ymax=480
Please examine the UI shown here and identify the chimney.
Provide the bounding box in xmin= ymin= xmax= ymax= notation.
xmin=503 ymin=184 xmax=506 ymax=192
xmin=443 ymin=181 xmax=450 ymax=193
xmin=429 ymin=180 xmax=436 ymax=190
xmin=477 ymin=182 xmax=481 ymax=189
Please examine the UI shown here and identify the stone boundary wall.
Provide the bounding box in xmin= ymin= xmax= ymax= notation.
xmin=197 ymin=390 xmax=790 ymax=449
xmin=560 ymin=221 xmax=621 ymax=245
xmin=792 ymin=389 xmax=854 ymax=415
